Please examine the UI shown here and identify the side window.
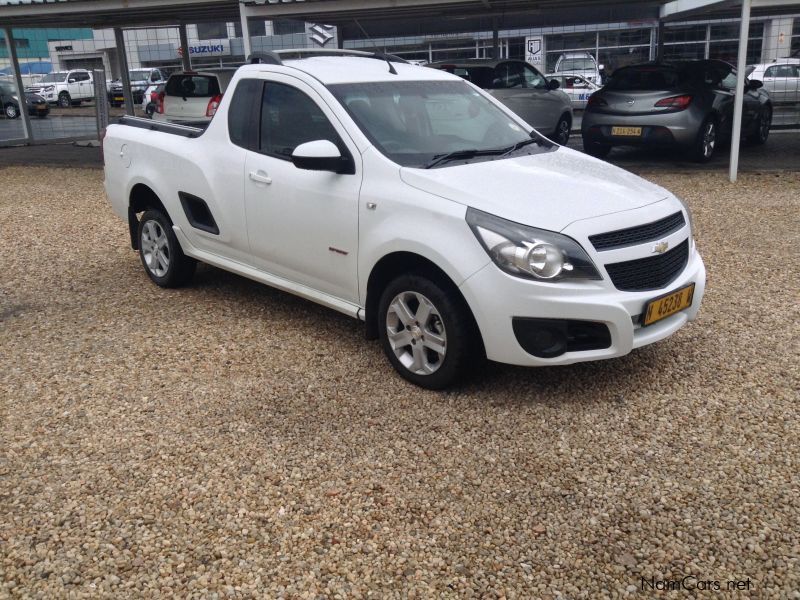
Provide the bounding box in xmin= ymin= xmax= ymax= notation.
xmin=523 ymin=65 xmax=548 ymax=89
xmin=228 ymin=78 xmax=262 ymax=150
xmin=792 ymin=66 xmax=800 ymax=78
xmin=776 ymin=65 xmax=794 ymax=78
xmin=764 ymin=65 xmax=779 ymax=78
xmin=493 ymin=63 xmax=524 ymax=89
xmin=260 ymin=82 xmax=343 ymax=159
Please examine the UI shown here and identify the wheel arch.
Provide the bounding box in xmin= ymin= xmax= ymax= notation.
xmin=363 ymin=251 xmax=483 ymax=358
xmin=128 ymin=183 xmax=171 ymax=250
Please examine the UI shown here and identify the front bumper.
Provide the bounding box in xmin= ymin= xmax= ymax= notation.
xmin=460 ymin=251 xmax=704 ymax=366
xmin=459 ymin=201 xmax=705 ymax=367
xmin=581 ymin=108 xmax=701 ymax=147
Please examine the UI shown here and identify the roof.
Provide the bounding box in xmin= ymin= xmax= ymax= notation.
xmin=238 ymin=56 xmax=461 ymax=85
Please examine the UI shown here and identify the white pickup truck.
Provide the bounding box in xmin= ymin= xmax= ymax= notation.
xmin=103 ymin=49 xmax=705 ymax=389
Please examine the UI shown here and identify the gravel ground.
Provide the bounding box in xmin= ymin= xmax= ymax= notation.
xmin=1 ymin=167 xmax=798 ymax=598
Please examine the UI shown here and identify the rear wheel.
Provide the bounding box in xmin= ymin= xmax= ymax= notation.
xmin=378 ymin=272 xmax=481 ymax=389
xmin=58 ymin=92 xmax=71 ymax=108
xmin=552 ymin=114 xmax=571 ymax=145
xmin=582 ymin=136 xmax=611 ymax=158
xmin=747 ymin=106 xmax=771 ymax=145
xmin=137 ymin=209 xmax=196 ymax=288
xmin=692 ymin=118 xmax=717 ymax=162
xmin=4 ymin=103 xmax=18 ymax=119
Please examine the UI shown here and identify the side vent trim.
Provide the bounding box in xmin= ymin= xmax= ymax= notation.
xmin=178 ymin=191 xmax=220 ymax=235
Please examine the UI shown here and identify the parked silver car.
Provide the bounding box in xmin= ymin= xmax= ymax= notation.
xmin=429 ymin=59 xmax=574 ymax=144
xmin=581 ymin=60 xmax=772 ymax=162
xmin=746 ymin=59 xmax=800 ymax=105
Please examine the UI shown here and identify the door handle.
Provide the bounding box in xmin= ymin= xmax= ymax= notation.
xmin=249 ymin=171 xmax=272 ymax=185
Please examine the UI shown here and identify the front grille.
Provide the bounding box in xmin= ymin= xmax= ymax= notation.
xmin=605 ymin=239 xmax=689 ymax=291
xmin=590 ymin=211 xmax=685 ymax=251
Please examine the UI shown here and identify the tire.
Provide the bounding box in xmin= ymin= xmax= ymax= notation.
xmin=58 ymin=92 xmax=71 ymax=108
xmin=582 ymin=136 xmax=611 ymax=158
xmin=747 ymin=106 xmax=771 ymax=145
xmin=137 ymin=209 xmax=196 ymax=288
xmin=4 ymin=103 xmax=18 ymax=119
xmin=692 ymin=117 xmax=717 ymax=162
xmin=378 ymin=272 xmax=482 ymax=389
xmin=552 ymin=114 xmax=571 ymax=145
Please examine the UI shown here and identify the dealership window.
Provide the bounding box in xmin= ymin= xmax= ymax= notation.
xmin=197 ymin=22 xmax=228 ymax=40
xmin=543 ymin=28 xmax=651 ymax=75
xmin=273 ymin=19 xmax=305 ymax=36
xmin=663 ymin=21 xmax=763 ymax=64
xmin=792 ymin=18 xmax=800 ymax=57
xmin=15 ymin=38 xmax=30 ymax=48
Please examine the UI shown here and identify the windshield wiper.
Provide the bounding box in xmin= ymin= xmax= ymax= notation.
xmin=499 ymin=136 xmax=550 ymax=158
xmin=423 ymin=148 xmax=503 ymax=169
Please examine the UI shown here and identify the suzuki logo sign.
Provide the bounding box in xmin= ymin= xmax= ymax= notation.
xmin=309 ymin=24 xmax=335 ymax=47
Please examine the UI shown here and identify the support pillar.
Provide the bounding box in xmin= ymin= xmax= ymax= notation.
xmin=3 ymin=27 xmax=33 ymax=143
xmin=179 ymin=24 xmax=192 ymax=71
xmin=239 ymin=3 xmax=252 ymax=60
xmin=492 ymin=17 xmax=499 ymax=60
xmin=729 ymin=0 xmax=751 ymax=183
xmin=113 ymin=28 xmax=135 ymax=116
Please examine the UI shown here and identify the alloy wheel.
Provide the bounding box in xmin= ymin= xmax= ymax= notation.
xmin=702 ymin=121 xmax=716 ymax=159
xmin=140 ymin=219 xmax=171 ymax=277
xmin=556 ymin=118 xmax=570 ymax=145
xmin=5 ymin=104 xmax=18 ymax=119
xmin=385 ymin=291 xmax=447 ymax=375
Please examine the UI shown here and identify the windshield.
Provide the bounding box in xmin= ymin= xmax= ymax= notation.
xmin=328 ymin=80 xmax=537 ymax=168
xmin=39 ymin=72 xmax=68 ymax=83
xmin=129 ymin=69 xmax=152 ymax=80
xmin=558 ymin=58 xmax=596 ymax=71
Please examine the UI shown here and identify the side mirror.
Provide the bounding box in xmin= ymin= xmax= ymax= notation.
xmin=548 ymin=78 xmax=561 ymax=90
xmin=598 ymin=64 xmax=605 ymax=71
xmin=68 ymin=78 xmax=76 ymax=83
xmin=747 ymin=79 xmax=763 ymax=90
xmin=291 ymin=140 xmax=352 ymax=173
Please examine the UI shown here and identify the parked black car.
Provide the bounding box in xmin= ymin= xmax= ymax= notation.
xmin=581 ymin=60 xmax=772 ymax=162
xmin=0 ymin=80 xmax=50 ymax=119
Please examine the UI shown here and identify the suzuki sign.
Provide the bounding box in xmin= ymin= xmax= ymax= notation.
xmin=177 ymin=41 xmax=229 ymax=58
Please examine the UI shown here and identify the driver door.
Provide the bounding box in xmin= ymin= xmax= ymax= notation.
xmin=243 ymin=77 xmax=362 ymax=303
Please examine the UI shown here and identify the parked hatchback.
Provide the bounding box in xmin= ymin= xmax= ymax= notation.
xmin=153 ymin=69 xmax=236 ymax=125
xmin=0 ymin=80 xmax=49 ymax=119
xmin=429 ymin=59 xmax=573 ymax=145
xmin=581 ymin=60 xmax=772 ymax=161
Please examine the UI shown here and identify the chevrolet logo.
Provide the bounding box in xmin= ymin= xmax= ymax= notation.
xmin=652 ymin=241 xmax=669 ymax=254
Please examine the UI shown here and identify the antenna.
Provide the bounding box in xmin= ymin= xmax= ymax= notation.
xmin=354 ymin=19 xmax=398 ymax=75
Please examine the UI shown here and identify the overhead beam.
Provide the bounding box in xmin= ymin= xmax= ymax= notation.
xmin=660 ymin=0 xmax=733 ymax=19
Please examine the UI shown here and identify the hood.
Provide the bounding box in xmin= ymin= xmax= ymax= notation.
xmin=399 ymin=147 xmax=670 ymax=232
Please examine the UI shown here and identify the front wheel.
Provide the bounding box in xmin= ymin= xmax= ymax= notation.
xmin=552 ymin=115 xmax=571 ymax=145
xmin=378 ymin=272 xmax=481 ymax=389
xmin=58 ymin=92 xmax=71 ymax=108
xmin=137 ymin=209 xmax=196 ymax=287
xmin=4 ymin=103 xmax=19 ymax=119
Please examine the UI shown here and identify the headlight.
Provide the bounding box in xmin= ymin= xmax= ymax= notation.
xmin=44 ymin=85 xmax=55 ymax=92
xmin=466 ymin=208 xmax=601 ymax=281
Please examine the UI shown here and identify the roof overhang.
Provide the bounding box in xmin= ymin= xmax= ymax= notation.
xmin=660 ymin=0 xmax=800 ymax=20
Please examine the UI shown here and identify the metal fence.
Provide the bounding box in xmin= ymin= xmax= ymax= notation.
xmin=1 ymin=14 xmax=798 ymax=147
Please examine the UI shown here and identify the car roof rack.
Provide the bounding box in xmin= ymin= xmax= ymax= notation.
xmin=247 ymin=48 xmax=408 ymax=75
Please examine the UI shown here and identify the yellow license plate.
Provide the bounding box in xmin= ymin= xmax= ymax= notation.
xmin=611 ymin=126 xmax=642 ymax=136
xmin=642 ymin=283 xmax=695 ymax=327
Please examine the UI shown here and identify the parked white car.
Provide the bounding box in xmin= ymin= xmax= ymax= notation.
xmin=25 ymin=69 xmax=94 ymax=107
xmin=546 ymin=73 xmax=600 ymax=109
xmin=152 ymin=69 xmax=236 ymax=125
xmin=554 ymin=52 xmax=602 ymax=84
xmin=103 ymin=50 xmax=705 ymax=389
xmin=746 ymin=59 xmax=800 ymax=105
